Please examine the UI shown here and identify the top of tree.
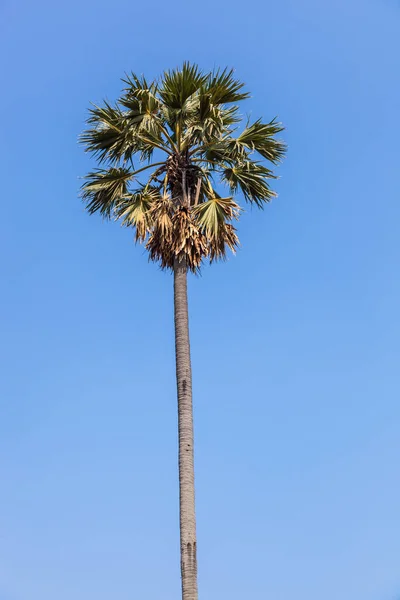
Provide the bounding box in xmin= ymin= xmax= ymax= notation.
xmin=80 ymin=62 xmax=286 ymax=272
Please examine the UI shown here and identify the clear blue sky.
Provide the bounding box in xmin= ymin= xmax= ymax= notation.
xmin=1 ymin=1 xmax=399 ymax=599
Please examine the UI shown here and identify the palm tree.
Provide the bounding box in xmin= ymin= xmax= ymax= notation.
xmin=80 ymin=62 xmax=285 ymax=600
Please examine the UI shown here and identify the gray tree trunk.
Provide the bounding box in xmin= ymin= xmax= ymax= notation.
xmin=173 ymin=256 xmax=198 ymax=600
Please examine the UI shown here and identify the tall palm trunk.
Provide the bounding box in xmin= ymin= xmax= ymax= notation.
xmin=173 ymin=257 xmax=198 ymax=600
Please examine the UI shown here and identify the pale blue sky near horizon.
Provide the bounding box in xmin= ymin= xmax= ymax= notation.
xmin=0 ymin=1 xmax=399 ymax=599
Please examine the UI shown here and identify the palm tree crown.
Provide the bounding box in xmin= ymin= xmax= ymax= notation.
xmin=81 ymin=63 xmax=286 ymax=271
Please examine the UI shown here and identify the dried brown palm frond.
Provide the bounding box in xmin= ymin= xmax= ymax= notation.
xmin=146 ymin=204 xmax=208 ymax=272
xmin=171 ymin=206 xmax=208 ymax=272
xmin=146 ymin=194 xmax=174 ymax=267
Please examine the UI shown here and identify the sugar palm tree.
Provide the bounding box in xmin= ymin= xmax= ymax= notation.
xmin=80 ymin=63 xmax=286 ymax=600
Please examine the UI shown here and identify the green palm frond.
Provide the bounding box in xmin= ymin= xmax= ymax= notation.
xmin=180 ymin=71 xmax=245 ymax=148
xmin=81 ymin=105 xmax=156 ymax=164
xmin=193 ymin=195 xmax=240 ymax=231
xmin=82 ymin=91 xmax=173 ymax=166
xmin=193 ymin=196 xmax=240 ymax=261
xmin=220 ymin=105 xmax=241 ymax=128
xmin=121 ymin=73 xmax=158 ymax=99
xmin=206 ymin=67 xmax=250 ymax=104
xmin=198 ymin=138 xmax=246 ymax=165
xmin=120 ymin=74 xmax=178 ymax=152
xmin=222 ymin=161 xmax=277 ymax=207
xmin=81 ymin=167 xmax=133 ymax=217
xmin=119 ymin=90 xmax=160 ymax=127
xmin=237 ymin=118 xmax=286 ymax=163
xmin=182 ymin=96 xmax=226 ymax=147
xmin=80 ymin=102 xmax=130 ymax=163
xmin=115 ymin=186 xmax=160 ymax=241
xmin=159 ymin=62 xmax=207 ymax=110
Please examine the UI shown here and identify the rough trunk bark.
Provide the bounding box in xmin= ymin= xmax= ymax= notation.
xmin=173 ymin=256 xmax=198 ymax=600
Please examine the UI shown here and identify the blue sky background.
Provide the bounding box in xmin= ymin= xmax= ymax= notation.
xmin=1 ymin=1 xmax=399 ymax=599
